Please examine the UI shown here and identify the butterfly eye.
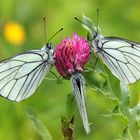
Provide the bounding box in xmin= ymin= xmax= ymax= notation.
xmin=93 ymin=32 xmax=97 ymax=39
xmin=46 ymin=42 xmax=52 ymax=50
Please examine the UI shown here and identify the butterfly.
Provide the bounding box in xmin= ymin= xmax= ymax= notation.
xmin=0 ymin=27 xmax=63 ymax=102
xmin=0 ymin=43 xmax=54 ymax=102
xmin=71 ymin=73 xmax=90 ymax=134
xmin=93 ymin=33 xmax=140 ymax=84
xmin=75 ymin=16 xmax=140 ymax=84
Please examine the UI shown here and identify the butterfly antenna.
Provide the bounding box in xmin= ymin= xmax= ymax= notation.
xmin=43 ymin=16 xmax=48 ymax=44
xmin=96 ymin=8 xmax=99 ymax=33
xmin=47 ymin=27 xmax=63 ymax=43
xmin=74 ymin=17 xmax=95 ymax=32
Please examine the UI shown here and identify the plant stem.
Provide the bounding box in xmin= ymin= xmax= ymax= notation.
xmin=127 ymin=128 xmax=133 ymax=140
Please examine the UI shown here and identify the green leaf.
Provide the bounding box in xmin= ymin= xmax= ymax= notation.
xmin=128 ymin=104 xmax=140 ymax=128
xmin=82 ymin=15 xmax=96 ymax=35
xmin=129 ymin=81 xmax=140 ymax=107
xmin=113 ymin=113 xmax=128 ymax=126
xmin=82 ymin=15 xmax=101 ymax=35
xmin=66 ymin=94 xmax=76 ymax=119
xmin=103 ymin=112 xmax=128 ymax=127
xmin=25 ymin=106 xmax=52 ymax=140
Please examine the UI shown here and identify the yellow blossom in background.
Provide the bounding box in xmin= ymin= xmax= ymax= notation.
xmin=3 ymin=22 xmax=26 ymax=45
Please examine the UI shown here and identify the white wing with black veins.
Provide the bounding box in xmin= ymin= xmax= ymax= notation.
xmin=0 ymin=49 xmax=53 ymax=102
xmin=96 ymin=37 xmax=140 ymax=84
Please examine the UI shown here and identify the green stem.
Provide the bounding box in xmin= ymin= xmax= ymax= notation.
xmin=127 ymin=128 xmax=133 ymax=140
xmin=100 ymin=60 xmax=114 ymax=95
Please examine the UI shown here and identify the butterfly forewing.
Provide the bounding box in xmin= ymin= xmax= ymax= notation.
xmin=94 ymin=37 xmax=140 ymax=84
xmin=0 ymin=47 xmax=53 ymax=102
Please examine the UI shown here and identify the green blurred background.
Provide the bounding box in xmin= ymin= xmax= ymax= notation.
xmin=0 ymin=0 xmax=140 ymax=140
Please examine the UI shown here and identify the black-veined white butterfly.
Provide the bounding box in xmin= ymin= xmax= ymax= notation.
xmin=75 ymin=16 xmax=140 ymax=84
xmin=93 ymin=33 xmax=140 ymax=84
xmin=71 ymin=73 xmax=90 ymax=134
xmin=0 ymin=28 xmax=63 ymax=102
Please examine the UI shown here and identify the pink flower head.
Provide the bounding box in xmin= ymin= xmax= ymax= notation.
xmin=54 ymin=33 xmax=90 ymax=78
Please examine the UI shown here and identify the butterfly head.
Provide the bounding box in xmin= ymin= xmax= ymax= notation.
xmin=92 ymin=31 xmax=104 ymax=53
xmin=41 ymin=43 xmax=54 ymax=64
xmin=93 ymin=31 xmax=98 ymax=39
xmin=46 ymin=42 xmax=52 ymax=50
xmin=46 ymin=42 xmax=54 ymax=55
xmin=42 ymin=42 xmax=53 ymax=51
xmin=93 ymin=31 xmax=103 ymax=42
xmin=42 ymin=42 xmax=54 ymax=60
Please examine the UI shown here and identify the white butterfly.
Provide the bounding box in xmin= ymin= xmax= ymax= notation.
xmin=93 ymin=31 xmax=140 ymax=84
xmin=71 ymin=73 xmax=90 ymax=134
xmin=0 ymin=43 xmax=54 ymax=102
xmin=75 ymin=16 xmax=140 ymax=84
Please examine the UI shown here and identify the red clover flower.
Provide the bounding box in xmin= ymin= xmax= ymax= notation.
xmin=54 ymin=32 xmax=90 ymax=79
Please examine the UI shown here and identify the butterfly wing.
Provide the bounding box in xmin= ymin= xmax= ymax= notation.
xmin=71 ymin=73 xmax=90 ymax=134
xmin=0 ymin=49 xmax=53 ymax=102
xmin=95 ymin=37 xmax=140 ymax=84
